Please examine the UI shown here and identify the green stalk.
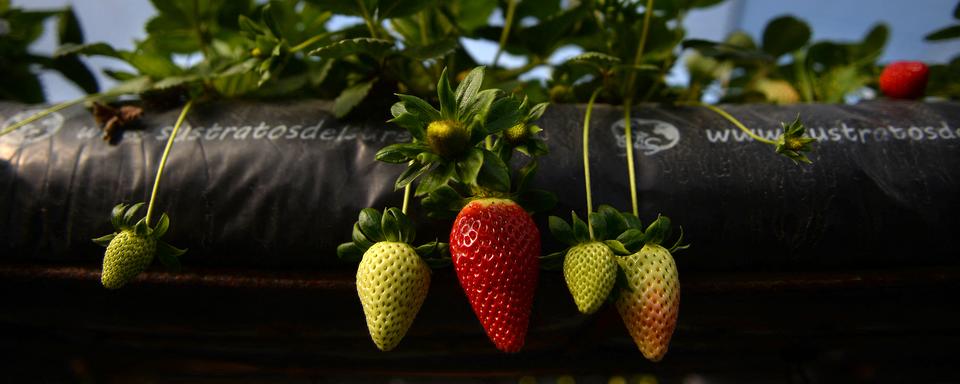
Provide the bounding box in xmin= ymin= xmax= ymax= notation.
xmin=146 ymin=100 xmax=194 ymax=227
xmin=402 ymin=183 xmax=411 ymax=215
xmin=0 ymin=94 xmax=100 ymax=137
xmin=623 ymin=101 xmax=639 ymax=216
xmin=492 ymin=0 xmax=517 ymax=69
xmin=583 ymin=88 xmax=602 ymax=240
xmin=357 ymin=0 xmax=379 ymax=38
xmin=289 ymin=33 xmax=330 ymax=53
xmin=625 ymin=0 xmax=655 ymax=99
xmin=697 ymin=103 xmax=777 ymax=145
xmin=793 ymin=49 xmax=815 ymax=102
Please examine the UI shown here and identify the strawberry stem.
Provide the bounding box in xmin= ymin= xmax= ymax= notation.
xmin=146 ymin=100 xmax=193 ymax=227
xmin=583 ymin=88 xmax=602 ymax=240
xmin=402 ymin=183 xmax=411 ymax=215
xmin=0 ymin=93 xmax=100 ymax=137
xmin=697 ymin=103 xmax=778 ymax=145
xmin=492 ymin=0 xmax=517 ymax=69
xmin=623 ymin=99 xmax=639 ymax=216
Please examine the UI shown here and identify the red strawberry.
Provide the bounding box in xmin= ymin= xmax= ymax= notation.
xmin=449 ymin=198 xmax=540 ymax=352
xmin=879 ymin=61 xmax=929 ymax=100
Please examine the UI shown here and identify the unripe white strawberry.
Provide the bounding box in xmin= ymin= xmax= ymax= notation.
xmin=356 ymin=241 xmax=431 ymax=351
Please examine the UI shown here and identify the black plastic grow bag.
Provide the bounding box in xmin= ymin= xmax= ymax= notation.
xmin=1 ymin=100 xmax=958 ymax=271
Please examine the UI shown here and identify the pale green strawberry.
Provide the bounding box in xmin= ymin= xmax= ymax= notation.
xmin=563 ymin=241 xmax=617 ymax=314
xmin=338 ymin=207 xmax=448 ymax=352
xmin=615 ymin=242 xmax=681 ymax=362
xmin=356 ymin=241 xmax=431 ymax=351
xmin=93 ymin=203 xmax=186 ymax=289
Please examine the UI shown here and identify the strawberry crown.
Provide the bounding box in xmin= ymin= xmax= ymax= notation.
xmin=337 ymin=207 xmax=450 ymax=268
xmin=375 ymin=66 xmax=539 ymax=198
xmin=92 ymin=202 xmax=186 ymax=271
xmin=775 ymin=115 xmax=815 ymax=164
xmin=541 ymin=206 xmax=689 ymax=270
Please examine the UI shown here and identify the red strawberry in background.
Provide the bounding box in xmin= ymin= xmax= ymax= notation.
xmin=450 ymin=198 xmax=540 ymax=353
xmin=879 ymin=61 xmax=929 ymax=100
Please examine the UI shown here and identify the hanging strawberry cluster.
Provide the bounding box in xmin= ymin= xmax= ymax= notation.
xmin=340 ymin=66 xmax=553 ymax=353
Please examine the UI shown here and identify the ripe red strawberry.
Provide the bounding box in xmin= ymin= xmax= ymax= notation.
xmin=879 ymin=61 xmax=929 ymax=100
xmin=450 ymin=198 xmax=540 ymax=353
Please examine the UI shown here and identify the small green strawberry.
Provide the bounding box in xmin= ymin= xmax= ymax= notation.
xmin=546 ymin=206 xmax=640 ymax=314
xmin=92 ymin=203 xmax=185 ymax=289
xmin=613 ymin=215 xmax=687 ymax=362
xmin=337 ymin=208 xmax=449 ymax=352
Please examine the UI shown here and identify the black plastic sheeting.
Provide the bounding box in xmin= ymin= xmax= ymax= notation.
xmin=1 ymin=100 xmax=958 ymax=271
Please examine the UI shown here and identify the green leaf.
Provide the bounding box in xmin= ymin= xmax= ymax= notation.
xmin=514 ymin=160 xmax=537 ymax=193
xmin=925 ymin=25 xmax=960 ymax=41
xmin=384 ymin=207 xmax=415 ymax=243
xmin=644 ymin=215 xmax=672 ymax=245
xmin=152 ymin=213 xmax=170 ymax=239
xmin=617 ymin=229 xmax=645 ymax=252
xmin=128 ymin=51 xmax=182 ymax=78
xmin=460 ymin=89 xmax=498 ymax=124
xmin=397 ymin=94 xmax=441 ymax=122
xmin=107 ymin=76 xmax=153 ymax=95
xmin=604 ymin=240 xmax=631 ymax=256
xmin=475 ymin=149 xmax=510 ymax=192
xmin=762 ymin=16 xmax=811 ymax=57
xmin=598 ymin=205 xmax=627 ymax=238
xmin=402 ymin=37 xmax=458 ymax=60
xmin=337 ymin=242 xmax=364 ymax=263
xmin=49 ymin=56 xmax=99 ymax=94
xmin=571 ymin=212 xmax=589 ymax=243
xmin=156 ymin=241 xmax=185 ymax=272
xmin=568 ymin=51 xmax=621 ymax=71
xmin=416 ymin=161 xmax=455 ymax=196
xmin=333 ymin=79 xmax=376 ymax=118
xmin=376 ymin=143 xmax=428 ymax=163
xmin=358 ymin=208 xmax=384 ymax=243
xmin=437 ymin=67 xmax=457 ymax=120
xmin=421 ymin=185 xmax=466 ymax=219
xmin=539 ymin=251 xmax=565 ymax=271
xmin=381 ymin=210 xmax=401 ymax=243
xmin=134 ymin=218 xmax=149 ymax=237
xmin=485 ymin=96 xmax=522 ymax=134
xmin=395 ymin=160 xmax=431 ymax=190
xmin=622 ymin=213 xmax=643 ymax=230
xmin=456 ymin=147 xmax=484 ymax=186
xmin=415 ymin=241 xmax=439 ymax=258
xmin=388 ymin=110 xmax=427 ymax=140
xmin=307 ymin=37 xmax=393 ymax=59
xmin=55 ymin=42 xmax=127 ymax=60
xmin=352 ymin=222 xmax=375 ymax=249
xmin=92 ymin=233 xmax=116 ymax=247
xmin=588 ymin=212 xmax=607 ymax=241
xmin=123 ymin=203 xmax=145 ymax=227
xmin=527 ymin=102 xmax=549 ymax=121
xmin=455 ymin=66 xmax=485 ymax=115
xmin=549 ymin=216 xmax=576 ymax=246
xmin=57 ymin=7 xmax=84 ymax=45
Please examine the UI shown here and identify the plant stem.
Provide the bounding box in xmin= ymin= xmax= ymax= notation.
xmin=0 ymin=94 xmax=99 ymax=137
xmin=357 ymin=0 xmax=379 ymax=38
xmin=625 ymin=0 xmax=655 ymax=99
xmin=289 ymin=33 xmax=330 ymax=53
xmin=793 ymin=49 xmax=814 ymax=102
xmin=583 ymin=88 xmax=602 ymax=240
xmin=492 ymin=0 xmax=517 ymax=69
xmin=146 ymin=100 xmax=193 ymax=227
xmin=623 ymin=99 xmax=639 ymax=216
xmin=697 ymin=103 xmax=777 ymax=145
xmin=402 ymin=183 xmax=411 ymax=215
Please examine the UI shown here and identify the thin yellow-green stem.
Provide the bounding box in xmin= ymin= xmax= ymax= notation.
xmin=583 ymin=88 xmax=602 ymax=240
xmin=492 ymin=0 xmax=517 ymax=69
xmin=146 ymin=100 xmax=194 ymax=227
xmin=625 ymin=0 xmax=655 ymax=98
xmin=623 ymin=100 xmax=639 ymax=216
xmin=289 ymin=33 xmax=330 ymax=53
xmin=0 ymin=94 xmax=99 ymax=137
xmin=357 ymin=0 xmax=379 ymax=38
xmin=699 ymin=103 xmax=777 ymax=145
xmin=402 ymin=183 xmax=412 ymax=215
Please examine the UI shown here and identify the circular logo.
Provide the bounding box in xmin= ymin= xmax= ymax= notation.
xmin=1 ymin=109 xmax=65 ymax=145
xmin=611 ymin=118 xmax=680 ymax=156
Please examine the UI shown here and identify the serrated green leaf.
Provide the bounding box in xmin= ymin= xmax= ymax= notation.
xmin=379 ymin=0 xmax=436 ymax=19
xmin=55 ymin=42 xmax=127 ymax=60
xmin=308 ymin=37 xmax=393 ymax=59
xmin=598 ymin=205 xmax=627 ymax=238
xmin=475 ymin=148 xmax=510 ymax=192
xmin=460 ymin=89 xmax=498 ymax=125
xmin=333 ymin=78 xmax=376 ymax=118
xmin=455 ymin=66 xmax=484 ymax=114
xmin=568 ymin=51 xmax=621 ymax=72
xmin=397 ymin=94 xmax=441 ymax=122
xmin=337 ymin=242 xmax=364 ymax=263
xmin=395 ymin=160 xmax=431 ymax=190
xmin=456 ymin=147 xmax=484 ymax=186
xmin=548 ymin=216 xmax=576 ymax=246
xmin=485 ymin=96 xmax=522 ymax=134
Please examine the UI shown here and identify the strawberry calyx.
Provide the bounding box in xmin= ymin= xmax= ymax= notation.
xmin=497 ymin=96 xmax=549 ymax=158
xmin=420 ymin=159 xmax=556 ymax=219
xmin=92 ymin=202 xmax=186 ymax=271
xmin=774 ymin=115 xmax=815 ymax=164
xmin=376 ymin=66 xmax=528 ymax=197
xmin=337 ymin=207 xmax=450 ymax=268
